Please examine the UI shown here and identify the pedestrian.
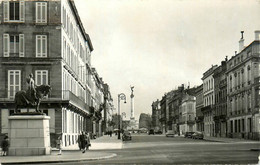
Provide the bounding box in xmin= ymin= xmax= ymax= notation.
xmin=56 ymin=134 xmax=62 ymax=155
xmin=77 ymin=133 xmax=82 ymax=150
xmin=1 ymin=135 xmax=9 ymax=156
xmin=85 ymin=132 xmax=91 ymax=151
xmin=80 ymin=132 xmax=87 ymax=153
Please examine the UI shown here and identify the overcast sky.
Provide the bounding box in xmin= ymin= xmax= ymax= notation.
xmin=74 ymin=0 xmax=260 ymax=120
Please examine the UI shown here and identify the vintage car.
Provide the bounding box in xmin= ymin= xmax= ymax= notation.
xmin=166 ymin=130 xmax=175 ymax=137
xmin=122 ymin=131 xmax=132 ymax=141
xmin=191 ymin=131 xmax=204 ymax=139
xmin=184 ymin=132 xmax=195 ymax=138
xmin=148 ymin=129 xmax=155 ymax=135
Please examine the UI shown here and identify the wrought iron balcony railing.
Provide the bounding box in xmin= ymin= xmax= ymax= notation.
xmin=0 ymin=90 xmax=90 ymax=111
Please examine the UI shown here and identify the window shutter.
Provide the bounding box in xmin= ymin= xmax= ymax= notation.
xmin=3 ymin=33 xmax=10 ymax=57
xmin=36 ymin=35 xmax=41 ymax=57
xmin=42 ymin=3 xmax=47 ymax=23
xmin=20 ymin=1 xmax=25 ymax=22
xmin=42 ymin=35 xmax=47 ymax=57
xmin=36 ymin=2 xmax=40 ymax=23
xmin=19 ymin=34 xmax=24 ymax=57
xmin=3 ymin=1 xmax=9 ymax=22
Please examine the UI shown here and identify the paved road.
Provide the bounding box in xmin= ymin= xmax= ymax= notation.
xmin=34 ymin=134 xmax=260 ymax=164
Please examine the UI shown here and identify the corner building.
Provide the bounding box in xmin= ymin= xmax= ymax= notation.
xmin=226 ymin=31 xmax=260 ymax=140
xmin=0 ymin=0 xmax=95 ymax=147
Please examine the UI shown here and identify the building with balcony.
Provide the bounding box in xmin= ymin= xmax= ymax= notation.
xmin=159 ymin=95 xmax=166 ymax=134
xmin=179 ymin=94 xmax=196 ymax=135
xmin=226 ymin=31 xmax=260 ymax=140
xmin=201 ymin=65 xmax=218 ymax=137
xmin=151 ymin=99 xmax=161 ymax=132
xmin=168 ymin=84 xmax=185 ymax=134
xmin=103 ymin=83 xmax=114 ymax=133
xmin=90 ymin=68 xmax=104 ymax=137
xmin=0 ymin=0 xmax=99 ymax=147
xmin=213 ymin=59 xmax=228 ymax=137
xmin=194 ymin=84 xmax=204 ymax=133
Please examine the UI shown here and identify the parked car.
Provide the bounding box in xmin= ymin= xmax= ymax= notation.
xmin=122 ymin=131 xmax=132 ymax=141
xmin=184 ymin=132 xmax=195 ymax=138
xmin=148 ymin=129 xmax=155 ymax=135
xmin=166 ymin=130 xmax=175 ymax=137
xmin=191 ymin=131 xmax=204 ymax=139
xmin=155 ymin=130 xmax=162 ymax=134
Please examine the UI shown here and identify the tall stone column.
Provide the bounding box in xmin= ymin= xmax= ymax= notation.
xmin=130 ymin=86 xmax=135 ymax=120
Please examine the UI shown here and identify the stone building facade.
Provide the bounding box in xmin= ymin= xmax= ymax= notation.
xmin=179 ymin=94 xmax=196 ymax=135
xmin=0 ymin=0 xmax=111 ymax=147
xmin=201 ymin=65 xmax=218 ymax=137
xmin=226 ymin=31 xmax=260 ymax=140
xmin=151 ymin=99 xmax=161 ymax=132
xmin=194 ymin=84 xmax=204 ymax=133
xmin=213 ymin=59 xmax=228 ymax=137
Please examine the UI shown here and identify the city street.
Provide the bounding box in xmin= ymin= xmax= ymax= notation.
xmin=39 ymin=134 xmax=259 ymax=164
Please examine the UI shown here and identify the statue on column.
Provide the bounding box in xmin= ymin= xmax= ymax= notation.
xmin=130 ymin=86 xmax=134 ymax=98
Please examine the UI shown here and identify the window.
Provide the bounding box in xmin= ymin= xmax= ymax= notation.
xmin=3 ymin=1 xmax=25 ymax=22
xmin=36 ymin=35 xmax=47 ymax=57
xmin=3 ymin=33 xmax=24 ymax=57
xmin=35 ymin=70 xmax=48 ymax=85
xmin=8 ymin=70 xmax=21 ymax=99
xmin=36 ymin=2 xmax=47 ymax=23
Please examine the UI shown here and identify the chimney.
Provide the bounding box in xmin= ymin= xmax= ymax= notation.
xmin=255 ymin=30 xmax=260 ymax=40
xmin=239 ymin=31 xmax=244 ymax=52
xmin=225 ymin=56 xmax=228 ymax=61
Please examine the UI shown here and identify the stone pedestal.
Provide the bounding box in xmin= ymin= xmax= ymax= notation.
xmin=8 ymin=115 xmax=51 ymax=156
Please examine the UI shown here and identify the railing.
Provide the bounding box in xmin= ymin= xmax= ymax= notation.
xmin=0 ymin=90 xmax=90 ymax=111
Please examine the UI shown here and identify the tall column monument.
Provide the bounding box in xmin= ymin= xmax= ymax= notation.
xmin=127 ymin=86 xmax=138 ymax=130
xmin=130 ymin=86 xmax=135 ymax=120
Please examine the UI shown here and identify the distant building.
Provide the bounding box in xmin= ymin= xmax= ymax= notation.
xmin=139 ymin=113 xmax=152 ymax=130
xmin=160 ymin=95 xmax=167 ymax=134
xmin=168 ymin=85 xmax=185 ymax=134
xmin=151 ymin=99 xmax=161 ymax=131
xmin=213 ymin=59 xmax=228 ymax=137
xmin=201 ymin=65 xmax=218 ymax=137
xmin=179 ymin=94 xmax=196 ymax=135
xmin=194 ymin=84 xmax=204 ymax=133
xmin=226 ymin=31 xmax=260 ymax=140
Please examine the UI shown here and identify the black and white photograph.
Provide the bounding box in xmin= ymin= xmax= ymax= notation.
xmin=0 ymin=0 xmax=259 ymax=164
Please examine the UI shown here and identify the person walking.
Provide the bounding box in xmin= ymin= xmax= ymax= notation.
xmin=85 ymin=132 xmax=91 ymax=151
xmin=77 ymin=133 xmax=82 ymax=150
xmin=1 ymin=135 xmax=9 ymax=156
xmin=56 ymin=134 xmax=62 ymax=155
xmin=80 ymin=132 xmax=87 ymax=153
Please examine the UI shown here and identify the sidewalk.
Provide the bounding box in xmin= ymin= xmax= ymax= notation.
xmin=204 ymin=136 xmax=260 ymax=143
xmin=62 ymin=134 xmax=123 ymax=150
xmin=0 ymin=135 xmax=121 ymax=164
xmin=0 ymin=151 xmax=117 ymax=164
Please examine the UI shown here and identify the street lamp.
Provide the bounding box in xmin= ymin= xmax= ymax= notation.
xmin=118 ymin=93 xmax=126 ymax=139
xmin=121 ymin=112 xmax=126 ymax=130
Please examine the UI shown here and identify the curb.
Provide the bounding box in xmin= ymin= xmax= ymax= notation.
xmin=1 ymin=153 xmax=117 ymax=164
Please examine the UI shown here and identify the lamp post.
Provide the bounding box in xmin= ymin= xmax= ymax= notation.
xmin=121 ymin=112 xmax=126 ymax=130
xmin=118 ymin=93 xmax=126 ymax=139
